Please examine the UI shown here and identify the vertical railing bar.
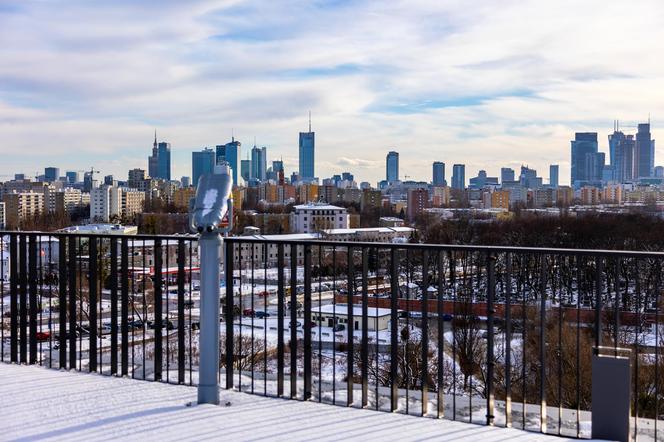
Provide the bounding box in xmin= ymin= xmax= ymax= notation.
xmin=614 ymin=259 xmax=620 ymax=356
xmin=88 ymin=236 xmax=97 ymax=372
xmin=486 ymin=252 xmax=495 ymax=426
xmin=188 ymin=241 xmax=193 ymax=386
xmin=121 ymin=238 xmax=129 ymax=376
xmin=58 ymin=236 xmax=67 ymax=368
xmin=437 ymin=250 xmax=444 ymax=419
xmin=317 ymin=245 xmax=322 ymax=403
xmin=38 ymin=236 xmax=43 ymax=366
xmin=575 ymin=255 xmax=581 ymax=438
xmin=110 ymin=238 xmax=118 ymax=375
xmin=9 ymin=234 xmax=18 ymax=363
xmin=237 ymin=244 xmax=243 ymax=391
xmin=346 ymin=245 xmax=354 ymax=407
xmin=177 ymin=240 xmax=186 ymax=384
xmin=251 ymin=244 xmax=255 ymax=393
xmin=142 ymin=239 xmax=146 ymax=380
xmin=361 ymin=247 xmax=369 ymax=408
xmin=28 ymin=234 xmax=37 ymax=365
xmin=303 ymin=244 xmax=312 ymax=401
xmin=332 ymin=245 xmax=337 ymax=405
xmin=0 ymin=235 xmax=4 ymax=362
xmin=451 ymin=251 xmax=457 ymax=421
xmin=594 ymin=256 xmax=603 ymax=352
xmin=263 ymin=244 xmax=268 ymax=396
xmin=154 ymin=238 xmax=163 ymax=381
xmin=634 ymin=259 xmax=641 ymax=440
xmin=19 ymin=234 xmax=27 ymax=364
xmin=277 ymin=243 xmax=285 ymax=397
xmin=130 ymin=239 xmax=135 ymax=375
xmin=539 ymin=254 xmax=547 ymax=434
xmin=557 ymin=255 xmax=563 ymax=435
xmin=225 ymin=240 xmax=234 ymax=390
xmin=421 ymin=250 xmax=429 ymax=417
xmin=405 ymin=249 xmax=410 ymax=415
xmin=48 ymin=237 xmax=54 ymax=368
xmin=390 ymin=247 xmax=398 ymax=412
xmin=290 ymin=244 xmax=297 ymax=399
xmin=521 ymin=255 xmax=527 ymax=430
xmin=505 ymin=252 xmax=512 ymax=428
xmin=68 ymin=236 xmax=76 ymax=370
xmin=165 ymin=241 xmax=170 ymax=383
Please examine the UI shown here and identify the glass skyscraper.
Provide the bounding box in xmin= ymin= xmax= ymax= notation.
xmin=44 ymin=167 xmax=59 ymax=183
xmin=386 ymin=151 xmax=399 ymax=182
xmin=451 ymin=164 xmax=465 ymax=190
xmin=192 ymin=148 xmax=216 ymax=187
xmin=156 ymin=142 xmax=171 ymax=181
xmin=609 ymin=130 xmax=634 ymax=183
xmin=634 ymin=122 xmax=655 ymax=179
xmin=216 ymin=138 xmax=241 ymax=185
xmin=299 ymin=127 xmax=315 ymax=180
xmin=571 ymin=132 xmax=603 ymax=188
xmin=549 ymin=164 xmax=559 ymax=187
xmin=432 ymin=162 xmax=445 ymax=186
xmin=500 ymin=167 xmax=515 ymax=183
xmin=251 ymin=145 xmax=267 ymax=181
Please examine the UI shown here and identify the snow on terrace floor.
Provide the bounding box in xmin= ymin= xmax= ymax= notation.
xmin=0 ymin=365 xmax=584 ymax=442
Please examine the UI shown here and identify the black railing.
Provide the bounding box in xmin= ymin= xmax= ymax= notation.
xmin=1 ymin=231 xmax=663 ymax=440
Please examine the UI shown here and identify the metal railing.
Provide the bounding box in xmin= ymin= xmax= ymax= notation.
xmin=1 ymin=231 xmax=663 ymax=439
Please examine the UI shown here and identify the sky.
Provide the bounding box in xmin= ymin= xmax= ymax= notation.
xmin=1 ymin=0 xmax=664 ymax=186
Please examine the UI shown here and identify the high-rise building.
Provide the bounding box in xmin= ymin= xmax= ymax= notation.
xmin=407 ymin=188 xmax=429 ymax=221
xmin=634 ymin=122 xmax=655 ymax=179
xmin=241 ymin=158 xmax=251 ymax=183
xmin=181 ymin=177 xmax=190 ymax=188
xmin=655 ymin=166 xmax=664 ymax=178
xmin=549 ymin=165 xmax=559 ymax=187
xmin=148 ymin=131 xmax=159 ymax=178
xmin=451 ymin=164 xmax=465 ymax=190
xmin=519 ymin=165 xmax=542 ymax=189
xmin=192 ymin=148 xmax=216 ymax=188
xmin=609 ymin=129 xmax=635 ymax=182
xmin=386 ymin=151 xmax=399 ymax=182
xmin=251 ymin=145 xmax=267 ymax=181
xmin=432 ymin=162 xmax=445 ymax=186
xmin=571 ymin=132 xmax=604 ymax=188
xmin=500 ymin=167 xmax=515 ymax=183
xmin=216 ymin=138 xmax=241 ymax=185
xmin=156 ymin=142 xmax=171 ymax=181
xmin=65 ymin=171 xmax=79 ymax=184
xmin=299 ymin=114 xmax=315 ymax=180
xmin=272 ymin=160 xmax=284 ymax=173
xmin=44 ymin=167 xmax=59 ymax=183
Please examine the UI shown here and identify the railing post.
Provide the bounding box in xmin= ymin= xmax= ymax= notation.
xmin=198 ymin=231 xmax=222 ymax=404
xmin=177 ymin=240 xmax=186 ymax=384
xmin=346 ymin=245 xmax=354 ymax=406
xmin=28 ymin=234 xmax=38 ymax=365
xmin=225 ymin=239 xmax=234 ymax=390
xmin=361 ymin=247 xmax=369 ymax=408
xmin=277 ymin=244 xmax=285 ymax=397
xmin=9 ymin=234 xmax=18 ymax=363
xmin=120 ymin=238 xmax=129 ymax=376
xmin=110 ymin=238 xmax=118 ymax=375
xmin=19 ymin=234 xmax=27 ymax=364
xmin=486 ymin=252 xmax=496 ymax=426
xmin=390 ymin=247 xmax=399 ymax=412
xmin=88 ymin=237 xmax=97 ymax=372
xmin=58 ymin=236 xmax=67 ymax=368
xmin=594 ymin=256 xmax=603 ymax=353
xmin=421 ymin=250 xmax=429 ymax=416
xmin=303 ymin=244 xmax=312 ymax=401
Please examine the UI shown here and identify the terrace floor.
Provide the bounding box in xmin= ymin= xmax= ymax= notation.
xmin=0 ymin=364 xmax=592 ymax=441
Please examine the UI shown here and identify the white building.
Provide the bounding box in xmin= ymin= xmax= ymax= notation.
xmin=312 ymin=304 xmax=392 ymax=331
xmin=290 ymin=203 xmax=349 ymax=233
xmin=60 ymin=224 xmax=139 ymax=235
xmin=91 ymin=185 xmax=144 ymax=222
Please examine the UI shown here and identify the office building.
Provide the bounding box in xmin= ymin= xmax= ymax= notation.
xmin=386 ymin=151 xmax=399 ymax=183
xmin=571 ymin=132 xmax=604 ymax=188
xmin=451 ymin=164 xmax=465 ymax=190
xmin=299 ymin=115 xmax=315 ymax=180
xmin=432 ymin=162 xmax=445 ymax=186
xmin=469 ymin=170 xmax=498 ymax=189
xmin=241 ymin=158 xmax=251 ymax=183
xmin=148 ymin=132 xmax=171 ymax=181
xmin=501 ymin=167 xmax=515 ymax=183
xmin=192 ymin=148 xmax=216 ymax=188
xmin=44 ymin=167 xmax=59 ymax=183
xmin=251 ymin=145 xmax=267 ymax=181
xmin=549 ymin=165 xmax=559 ymax=187
xmin=634 ymin=122 xmax=655 ymax=179
xmin=609 ymin=129 xmax=635 ymax=182
xmin=216 ymin=138 xmax=241 ymax=185
xmin=65 ymin=171 xmax=79 ymax=184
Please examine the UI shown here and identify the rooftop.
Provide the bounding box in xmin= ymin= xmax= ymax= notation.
xmin=0 ymin=364 xmax=580 ymax=442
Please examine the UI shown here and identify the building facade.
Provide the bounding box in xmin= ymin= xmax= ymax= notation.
xmin=386 ymin=151 xmax=399 ymax=183
xmin=192 ymin=148 xmax=216 ymax=188
xmin=290 ymin=203 xmax=349 ymax=233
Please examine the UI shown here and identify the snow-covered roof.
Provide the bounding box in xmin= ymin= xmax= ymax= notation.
xmin=313 ymin=303 xmax=392 ymax=317
xmin=293 ymin=204 xmax=346 ymax=211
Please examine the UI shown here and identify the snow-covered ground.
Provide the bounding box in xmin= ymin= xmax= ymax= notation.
xmin=0 ymin=364 xmax=585 ymax=441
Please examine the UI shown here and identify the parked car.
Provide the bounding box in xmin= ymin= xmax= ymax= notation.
xmin=255 ymin=311 xmax=270 ymax=319
xmin=35 ymin=331 xmax=50 ymax=342
xmin=442 ymin=313 xmax=454 ymax=321
xmin=243 ymin=308 xmax=255 ymax=317
xmin=183 ymin=300 xmax=195 ymax=309
xmin=333 ymin=324 xmax=345 ymax=332
xmin=128 ymin=319 xmax=144 ymax=329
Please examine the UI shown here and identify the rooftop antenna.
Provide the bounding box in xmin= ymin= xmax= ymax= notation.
xmin=308 ymin=110 xmax=311 ymax=132
xmin=231 ymin=128 xmax=235 ymax=143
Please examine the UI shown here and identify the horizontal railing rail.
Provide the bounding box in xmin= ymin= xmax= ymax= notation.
xmin=2 ymin=230 xmax=662 ymax=440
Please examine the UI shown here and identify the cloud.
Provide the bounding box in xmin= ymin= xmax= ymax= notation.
xmin=1 ymin=0 xmax=664 ymax=186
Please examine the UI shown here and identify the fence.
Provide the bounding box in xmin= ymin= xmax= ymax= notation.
xmin=1 ymin=231 xmax=663 ymax=439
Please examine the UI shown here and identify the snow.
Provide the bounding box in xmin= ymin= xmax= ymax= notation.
xmin=0 ymin=364 xmax=586 ymax=441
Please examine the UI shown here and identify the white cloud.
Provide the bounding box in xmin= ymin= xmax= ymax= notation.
xmin=1 ymin=0 xmax=663 ymax=185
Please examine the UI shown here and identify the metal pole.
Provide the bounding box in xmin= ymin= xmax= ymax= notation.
xmin=198 ymin=230 xmax=222 ymax=405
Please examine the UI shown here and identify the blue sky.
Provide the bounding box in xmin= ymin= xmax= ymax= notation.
xmin=1 ymin=0 xmax=663 ymax=185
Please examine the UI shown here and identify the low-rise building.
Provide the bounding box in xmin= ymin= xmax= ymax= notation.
xmin=313 ymin=304 xmax=392 ymax=331
xmin=290 ymin=203 xmax=349 ymax=233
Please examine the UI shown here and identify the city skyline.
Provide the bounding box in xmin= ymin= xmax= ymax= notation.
xmin=1 ymin=1 xmax=664 ymax=184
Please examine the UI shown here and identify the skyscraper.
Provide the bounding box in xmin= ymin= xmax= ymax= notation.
xmin=500 ymin=167 xmax=515 ymax=183
xmin=148 ymin=131 xmax=159 ymax=178
xmin=156 ymin=142 xmax=171 ymax=181
xmin=299 ymin=114 xmax=315 ymax=180
xmin=451 ymin=164 xmax=465 ymax=190
xmin=549 ymin=165 xmax=559 ymax=187
xmin=65 ymin=171 xmax=79 ymax=184
xmin=634 ymin=122 xmax=655 ymax=179
xmin=216 ymin=138 xmax=241 ymax=185
xmin=571 ymin=132 xmax=603 ymax=188
xmin=44 ymin=167 xmax=59 ymax=183
xmin=192 ymin=148 xmax=216 ymax=187
xmin=241 ymin=158 xmax=251 ymax=183
xmin=251 ymin=145 xmax=267 ymax=181
xmin=386 ymin=151 xmax=399 ymax=182
xmin=609 ymin=129 xmax=635 ymax=182
xmin=432 ymin=162 xmax=445 ymax=186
